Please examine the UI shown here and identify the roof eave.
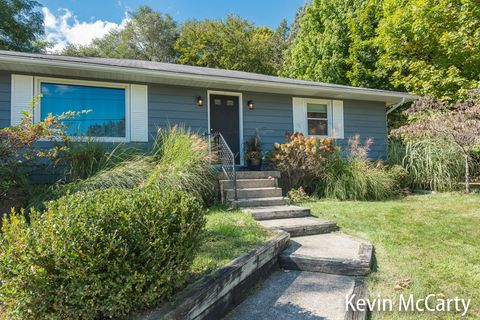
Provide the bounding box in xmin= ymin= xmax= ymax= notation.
xmin=0 ymin=54 xmax=418 ymax=105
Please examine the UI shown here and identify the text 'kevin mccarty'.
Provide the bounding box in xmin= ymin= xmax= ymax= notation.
xmin=346 ymin=294 xmax=471 ymax=316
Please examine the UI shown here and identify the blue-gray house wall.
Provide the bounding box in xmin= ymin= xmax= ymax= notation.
xmin=148 ymin=84 xmax=387 ymax=158
xmin=0 ymin=71 xmax=10 ymax=128
xmin=0 ymin=70 xmax=388 ymax=159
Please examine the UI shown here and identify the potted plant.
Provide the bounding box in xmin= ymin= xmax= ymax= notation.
xmin=245 ymin=135 xmax=262 ymax=170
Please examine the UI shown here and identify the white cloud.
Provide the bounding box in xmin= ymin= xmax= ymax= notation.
xmin=42 ymin=7 xmax=129 ymax=53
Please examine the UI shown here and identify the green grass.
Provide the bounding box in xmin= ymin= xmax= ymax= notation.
xmin=305 ymin=193 xmax=480 ymax=319
xmin=189 ymin=206 xmax=271 ymax=280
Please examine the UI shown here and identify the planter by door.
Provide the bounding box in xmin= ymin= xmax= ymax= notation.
xmin=209 ymin=94 xmax=240 ymax=164
xmin=247 ymin=158 xmax=262 ymax=171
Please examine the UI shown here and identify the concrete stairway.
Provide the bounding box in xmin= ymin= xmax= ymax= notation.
xmin=223 ymin=170 xmax=373 ymax=319
xmin=219 ymin=171 xmax=285 ymax=207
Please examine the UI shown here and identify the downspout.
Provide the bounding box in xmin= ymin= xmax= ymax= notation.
xmin=385 ymin=97 xmax=406 ymax=161
xmin=386 ymin=97 xmax=406 ymax=116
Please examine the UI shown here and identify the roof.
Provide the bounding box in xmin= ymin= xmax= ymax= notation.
xmin=0 ymin=50 xmax=418 ymax=105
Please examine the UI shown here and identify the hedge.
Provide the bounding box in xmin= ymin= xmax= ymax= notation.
xmin=0 ymin=187 xmax=206 ymax=320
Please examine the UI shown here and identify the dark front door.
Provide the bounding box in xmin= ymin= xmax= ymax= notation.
xmin=210 ymin=94 xmax=240 ymax=164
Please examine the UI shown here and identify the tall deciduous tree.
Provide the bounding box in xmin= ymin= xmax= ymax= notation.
xmin=346 ymin=0 xmax=388 ymax=89
xmin=376 ymin=0 xmax=480 ymax=100
xmin=281 ymin=0 xmax=352 ymax=84
xmin=0 ymin=0 xmax=48 ymax=52
xmin=63 ymin=6 xmax=178 ymax=62
xmin=175 ymin=15 xmax=286 ymax=75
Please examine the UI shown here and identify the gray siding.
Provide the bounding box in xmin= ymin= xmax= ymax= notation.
xmin=148 ymin=84 xmax=207 ymax=139
xmin=0 ymin=71 xmax=10 ymax=128
xmin=0 ymin=70 xmax=388 ymax=159
xmin=342 ymin=99 xmax=387 ymax=159
xmin=243 ymin=92 xmax=293 ymax=151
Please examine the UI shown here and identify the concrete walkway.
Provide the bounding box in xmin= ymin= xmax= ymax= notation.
xmin=226 ymin=270 xmax=367 ymax=320
xmin=220 ymin=171 xmax=373 ymax=319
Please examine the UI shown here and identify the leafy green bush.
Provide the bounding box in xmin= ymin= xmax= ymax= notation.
xmin=0 ymin=187 xmax=206 ymax=320
xmin=286 ymin=186 xmax=311 ymax=204
xmin=388 ymin=138 xmax=465 ymax=191
xmin=315 ymin=135 xmax=402 ymax=200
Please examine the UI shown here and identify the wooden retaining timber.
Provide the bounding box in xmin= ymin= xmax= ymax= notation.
xmin=136 ymin=230 xmax=290 ymax=320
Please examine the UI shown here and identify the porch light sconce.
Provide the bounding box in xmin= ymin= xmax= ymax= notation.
xmin=196 ymin=96 xmax=204 ymax=107
xmin=247 ymin=100 xmax=255 ymax=110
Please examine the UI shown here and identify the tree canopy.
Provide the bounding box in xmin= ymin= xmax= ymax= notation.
xmin=376 ymin=0 xmax=480 ymax=100
xmin=283 ymin=0 xmax=480 ymax=99
xmin=174 ymin=15 xmax=287 ymax=75
xmin=0 ymin=0 xmax=48 ymax=52
xmin=281 ymin=0 xmax=353 ymax=84
xmin=63 ymin=6 xmax=179 ymax=62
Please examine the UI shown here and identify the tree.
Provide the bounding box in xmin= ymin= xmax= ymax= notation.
xmin=346 ymin=0 xmax=389 ymax=89
xmin=63 ymin=6 xmax=178 ymax=62
xmin=0 ymin=0 xmax=48 ymax=52
xmin=175 ymin=15 xmax=284 ymax=75
xmin=286 ymin=3 xmax=307 ymax=47
xmin=376 ymin=0 xmax=480 ymax=100
xmin=281 ymin=0 xmax=352 ymax=84
xmin=392 ymin=92 xmax=480 ymax=193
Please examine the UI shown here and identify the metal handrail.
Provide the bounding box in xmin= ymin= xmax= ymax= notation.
xmin=207 ymin=132 xmax=237 ymax=201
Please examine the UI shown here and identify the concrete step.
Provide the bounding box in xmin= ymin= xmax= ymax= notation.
xmin=235 ymin=171 xmax=280 ymax=179
xmin=257 ymin=217 xmax=337 ymax=237
xmin=220 ymin=178 xmax=276 ymax=189
xmin=226 ymin=270 xmax=368 ymax=320
xmin=243 ymin=205 xmax=311 ymax=220
xmin=279 ymin=233 xmax=373 ymax=276
xmin=232 ymin=197 xmax=286 ymax=207
xmin=225 ymin=187 xmax=282 ymax=200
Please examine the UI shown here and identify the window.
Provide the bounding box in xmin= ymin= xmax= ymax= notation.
xmin=307 ymin=102 xmax=329 ymax=136
xmin=39 ymin=81 xmax=127 ymax=139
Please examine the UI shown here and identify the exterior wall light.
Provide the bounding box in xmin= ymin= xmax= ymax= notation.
xmin=247 ymin=100 xmax=255 ymax=110
xmin=196 ymin=96 xmax=204 ymax=107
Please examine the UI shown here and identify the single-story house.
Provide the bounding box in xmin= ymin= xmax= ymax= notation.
xmin=0 ymin=50 xmax=417 ymax=165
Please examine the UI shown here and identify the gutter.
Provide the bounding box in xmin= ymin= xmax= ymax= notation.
xmin=0 ymin=54 xmax=416 ymax=102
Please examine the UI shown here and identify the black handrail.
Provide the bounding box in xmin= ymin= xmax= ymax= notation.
xmin=207 ymin=132 xmax=237 ymax=201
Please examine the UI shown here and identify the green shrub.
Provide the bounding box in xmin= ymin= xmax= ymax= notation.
xmin=389 ymin=138 xmax=465 ymax=191
xmin=315 ymin=135 xmax=401 ymax=200
xmin=0 ymin=187 xmax=206 ymax=320
xmin=286 ymin=186 xmax=311 ymax=204
xmin=147 ymin=126 xmax=216 ymax=203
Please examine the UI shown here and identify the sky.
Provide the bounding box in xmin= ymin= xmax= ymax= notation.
xmin=40 ymin=0 xmax=307 ymax=52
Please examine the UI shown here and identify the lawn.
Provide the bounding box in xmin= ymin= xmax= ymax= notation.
xmin=188 ymin=206 xmax=271 ymax=280
xmin=305 ymin=193 xmax=480 ymax=319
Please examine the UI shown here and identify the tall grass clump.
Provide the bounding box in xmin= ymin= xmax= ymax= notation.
xmin=316 ymin=135 xmax=402 ymax=200
xmin=31 ymin=127 xmax=216 ymax=209
xmin=146 ymin=126 xmax=216 ymax=203
xmin=61 ymin=139 xmax=139 ymax=181
xmin=389 ymin=138 xmax=465 ymax=191
xmin=28 ymin=155 xmax=155 ymax=210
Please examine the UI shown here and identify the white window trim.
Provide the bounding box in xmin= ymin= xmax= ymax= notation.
xmin=34 ymin=76 xmax=131 ymax=143
xmin=207 ymin=90 xmax=244 ymax=166
xmin=305 ymin=98 xmax=333 ymax=138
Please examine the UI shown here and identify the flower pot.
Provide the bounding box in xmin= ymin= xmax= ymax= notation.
xmin=247 ymin=158 xmax=262 ymax=171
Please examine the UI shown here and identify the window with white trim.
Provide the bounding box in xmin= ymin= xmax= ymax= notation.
xmin=35 ymin=78 xmax=131 ymax=142
xmin=307 ymin=102 xmax=329 ymax=136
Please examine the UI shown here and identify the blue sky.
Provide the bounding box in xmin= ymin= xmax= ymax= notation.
xmin=41 ymin=0 xmax=307 ymax=52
